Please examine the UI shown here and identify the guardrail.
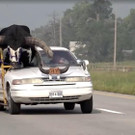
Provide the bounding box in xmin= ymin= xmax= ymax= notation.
xmin=88 ymin=64 xmax=135 ymax=72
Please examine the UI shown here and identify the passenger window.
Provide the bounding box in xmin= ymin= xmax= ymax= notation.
xmin=30 ymin=55 xmax=38 ymax=67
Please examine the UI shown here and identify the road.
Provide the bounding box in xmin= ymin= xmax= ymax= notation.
xmin=0 ymin=91 xmax=135 ymax=135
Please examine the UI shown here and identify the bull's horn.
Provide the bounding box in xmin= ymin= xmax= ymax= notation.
xmin=0 ymin=36 xmax=5 ymax=44
xmin=59 ymin=65 xmax=70 ymax=73
xmin=25 ymin=37 xmax=53 ymax=57
xmin=39 ymin=65 xmax=70 ymax=74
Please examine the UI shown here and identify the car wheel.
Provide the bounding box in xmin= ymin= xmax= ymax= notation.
xmin=64 ymin=103 xmax=75 ymax=110
xmin=0 ymin=105 xmax=4 ymax=111
xmin=80 ymin=96 xmax=93 ymax=114
xmin=7 ymin=86 xmax=21 ymax=114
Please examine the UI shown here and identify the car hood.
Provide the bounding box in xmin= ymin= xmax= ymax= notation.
xmin=5 ymin=66 xmax=90 ymax=79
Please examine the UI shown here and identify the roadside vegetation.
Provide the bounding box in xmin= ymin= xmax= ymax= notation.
xmin=89 ymin=62 xmax=135 ymax=95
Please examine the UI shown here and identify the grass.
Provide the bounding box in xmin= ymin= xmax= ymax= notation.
xmin=90 ymin=71 xmax=135 ymax=95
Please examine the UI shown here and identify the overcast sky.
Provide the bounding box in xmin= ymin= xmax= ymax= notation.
xmin=0 ymin=1 xmax=135 ymax=30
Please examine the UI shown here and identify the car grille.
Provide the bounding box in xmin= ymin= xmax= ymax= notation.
xmin=29 ymin=96 xmax=80 ymax=102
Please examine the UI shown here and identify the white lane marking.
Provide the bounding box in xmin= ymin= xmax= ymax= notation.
xmin=96 ymin=108 xmax=125 ymax=115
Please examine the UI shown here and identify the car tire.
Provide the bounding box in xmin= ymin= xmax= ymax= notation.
xmin=64 ymin=103 xmax=75 ymax=110
xmin=80 ymin=96 xmax=93 ymax=114
xmin=7 ymin=86 xmax=21 ymax=114
xmin=0 ymin=105 xmax=4 ymax=111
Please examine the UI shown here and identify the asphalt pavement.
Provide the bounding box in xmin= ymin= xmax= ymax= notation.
xmin=0 ymin=91 xmax=135 ymax=135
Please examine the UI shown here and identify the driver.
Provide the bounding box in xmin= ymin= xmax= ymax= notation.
xmin=50 ymin=55 xmax=68 ymax=64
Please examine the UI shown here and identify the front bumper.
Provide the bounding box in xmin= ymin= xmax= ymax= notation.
xmin=10 ymin=83 xmax=93 ymax=104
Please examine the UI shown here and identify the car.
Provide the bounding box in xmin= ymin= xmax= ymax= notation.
xmin=0 ymin=46 xmax=93 ymax=114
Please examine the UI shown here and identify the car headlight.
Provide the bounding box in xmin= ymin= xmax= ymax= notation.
xmin=12 ymin=78 xmax=43 ymax=85
xmin=65 ymin=76 xmax=91 ymax=82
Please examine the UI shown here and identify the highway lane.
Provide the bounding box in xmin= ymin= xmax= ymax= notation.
xmin=0 ymin=91 xmax=135 ymax=135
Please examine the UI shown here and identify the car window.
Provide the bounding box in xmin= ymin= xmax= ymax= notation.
xmin=30 ymin=55 xmax=39 ymax=67
xmin=40 ymin=50 xmax=78 ymax=66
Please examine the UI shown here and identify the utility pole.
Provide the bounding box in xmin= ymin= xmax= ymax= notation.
xmin=113 ymin=13 xmax=117 ymax=69
xmin=59 ymin=16 xmax=62 ymax=47
xmin=52 ymin=12 xmax=56 ymax=46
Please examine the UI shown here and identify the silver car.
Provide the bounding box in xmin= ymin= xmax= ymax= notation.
xmin=0 ymin=46 xmax=93 ymax=114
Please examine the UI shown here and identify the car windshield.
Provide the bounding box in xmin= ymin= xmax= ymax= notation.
xmin=39 ymin=50 xmax=78 ymax=67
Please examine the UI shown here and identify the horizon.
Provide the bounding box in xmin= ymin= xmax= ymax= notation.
xmin=0 ymin=1 xmax=135 ymax=30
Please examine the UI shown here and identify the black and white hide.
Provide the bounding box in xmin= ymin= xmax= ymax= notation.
xmin=3 ymin=47 xmax=34 ymax=68
xmin=0 ymin=24 xmax=53 ymax=69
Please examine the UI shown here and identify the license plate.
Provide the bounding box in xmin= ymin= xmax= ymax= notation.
xmin=49 ymin=91 xmax=63 ymax=98
xmin=49 ymin=68 xmax=60 ymax=75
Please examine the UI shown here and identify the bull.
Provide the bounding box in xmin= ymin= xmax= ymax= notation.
xmin=0 ymin=24 xmax=68 ymax=74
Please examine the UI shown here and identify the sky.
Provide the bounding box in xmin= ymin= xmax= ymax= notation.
xmin=0 ymin=1 xmax=74 ymax=30
xmin=0 ymin=1 xmax=135 ymax=30
xmin=112 ymin=1 xmax=135 ymax=18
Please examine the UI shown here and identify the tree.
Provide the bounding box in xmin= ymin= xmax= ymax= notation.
xmin=92 ymin=0 xmax=113 ymax=21
xmin=62 ymin=9 xmax=77 ymax=48
xmin=31 ymin=14 xmax=60 ymax=46
xmin=62 ymin=0 xmax=114 ymax=62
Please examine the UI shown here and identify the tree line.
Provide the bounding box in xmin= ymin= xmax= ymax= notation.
xmin=32 ymin=0 xmax=135 ymax=62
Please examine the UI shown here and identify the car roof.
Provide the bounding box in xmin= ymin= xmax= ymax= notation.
xmin=36 ymin=46 xmax=69 ymax=51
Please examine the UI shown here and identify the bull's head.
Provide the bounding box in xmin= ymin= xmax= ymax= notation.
xmin=0 ymin=36 xmax=53 ymax=68
xmin=6 ymin=46 xmax=23 ymax=68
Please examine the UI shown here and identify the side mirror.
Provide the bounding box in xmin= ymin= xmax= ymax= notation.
xmin=83 ymin=60 xmax=89 ymax=66
xmin=82 ymin=60 xmax=89 ymax=70
xmin=77 ymin=59 xmax=83 ymax=65
xmin=77 ymin=59 xmax=89 ymax=70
